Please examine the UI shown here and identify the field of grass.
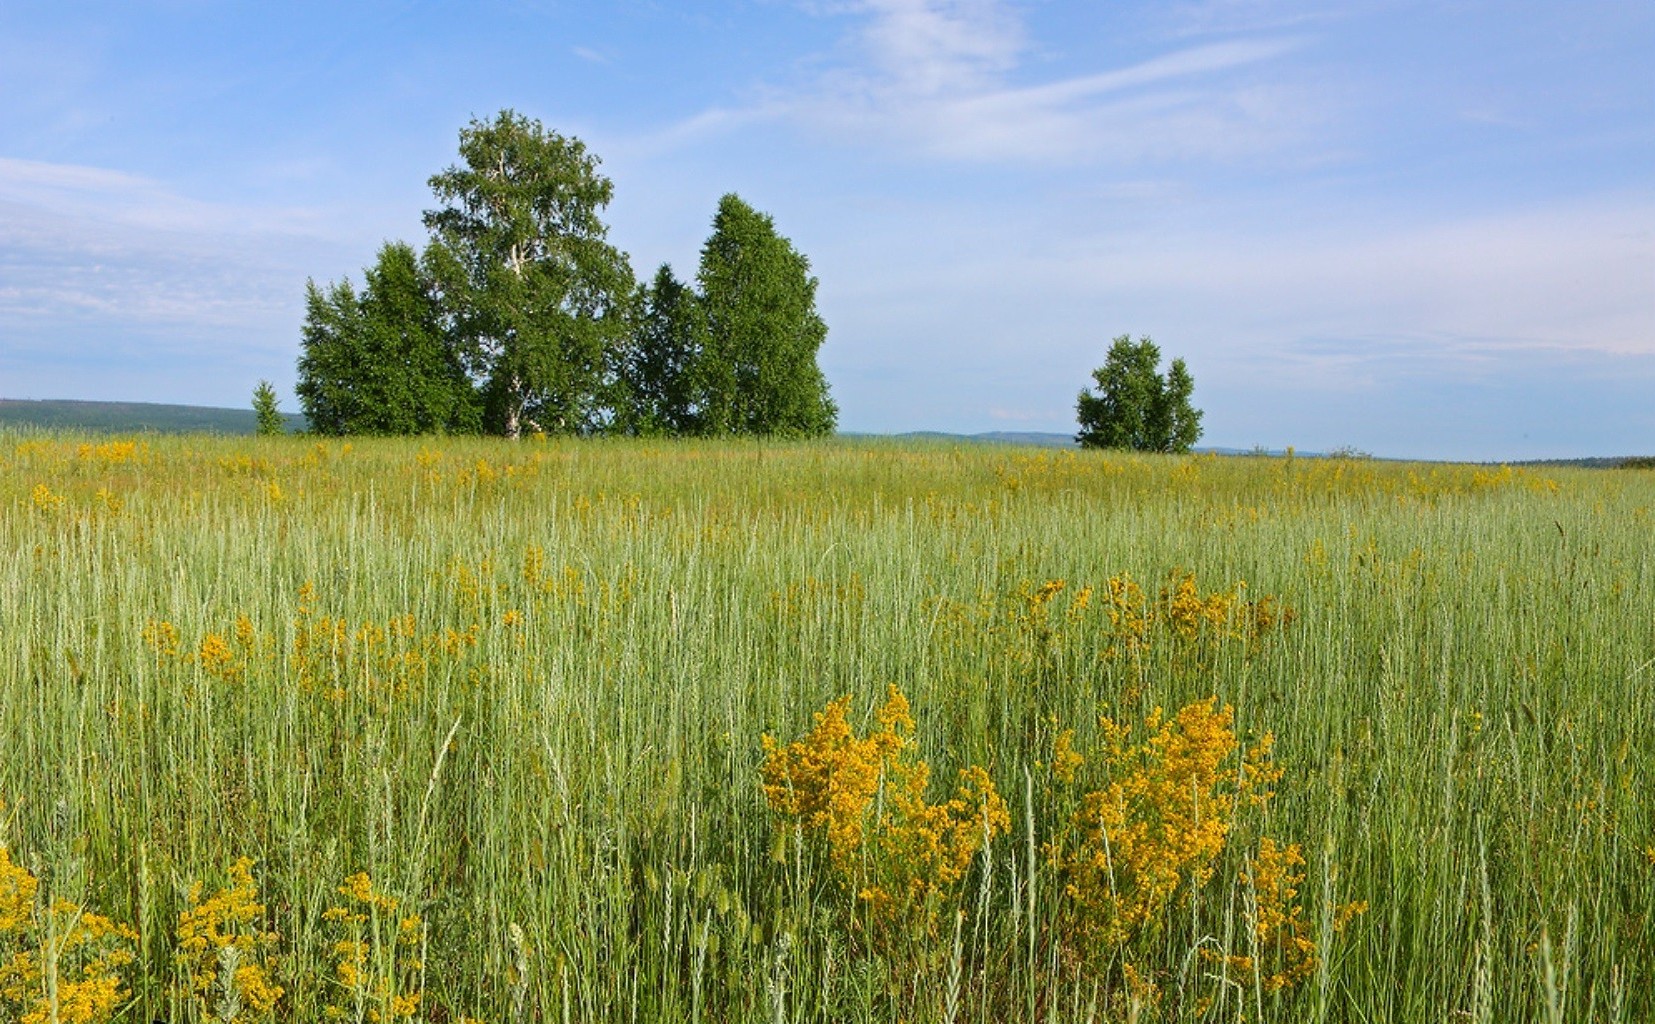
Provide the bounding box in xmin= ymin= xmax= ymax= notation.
xmin=2 ymin=433 xmax=1652 ymax=1023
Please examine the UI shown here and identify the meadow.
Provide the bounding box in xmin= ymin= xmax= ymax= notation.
xmin=1 ymin=433 xmax=1651 ymax=1023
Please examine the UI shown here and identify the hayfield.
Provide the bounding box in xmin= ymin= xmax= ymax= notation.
xmin=2 ymin=433 xmax=1652 ymax=1023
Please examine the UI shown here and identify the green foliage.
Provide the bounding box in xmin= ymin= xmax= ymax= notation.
xmin=614 ymin=264 xmax=708 ymax=436
xmin=1076 ymin=335 xmax=1204 ymax=452
xmin=696 ymin=194 xmax=837 ymax=437
xmin=296 ymin=243 xmax=479 ymax=436
xmin=251 ymin=381 xmax=284 ymax=436
xmin=424 ymin=110 xmax=635 ymax=438
xmin=293 ymin=113 xmax=838 ymax=441
xmin=295 ymin=277 xmax=367 ymax=434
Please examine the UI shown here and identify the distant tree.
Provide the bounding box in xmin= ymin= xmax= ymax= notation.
xmin=424 ymin=110 xmax=635 ymax=438
xmin=1155 ymin=355 xmax=1202 ymax=454
xmin=295 ymin=278 xmax=368 ymax=435
xmin=356 ymin=241 xmax=479 ymax=433
xmin=1076 ymin=336 xmax=1204 ymax=453
xmin=615 ymin=263 xmax=707 ymax=435
xmin=295 ymin=242 xmax=479 ymax=435
xmin=292 ymin=112 xmax=846 ymax=439
xmin=252 ymin=380 xmax=284 ymax=436
xmin=696 ymin=194 xmax=836 ymax=437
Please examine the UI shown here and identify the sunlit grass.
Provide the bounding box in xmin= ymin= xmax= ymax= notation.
xmin=2 ymin=431 xmax=1651 ymax=1021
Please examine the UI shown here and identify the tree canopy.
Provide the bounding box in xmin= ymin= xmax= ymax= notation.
xmin=615 ymin=264 xmax=708 ymax=436
xmin=251 ymin=381 xmax=284 ymax=436
xmin=295 ymin=111 xmax=835 ymax=440
xmin=295 ymin=242 xmax=476 ymax=436
xmin=1076 ymin=336 xmax=1203 ymax=453
xmin=696 ymin=194 xmax=836 ymax=437
xmin=423 ymin=111 xmax=634 ymax=438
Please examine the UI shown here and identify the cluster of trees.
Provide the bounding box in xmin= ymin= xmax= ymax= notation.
xmin=297 ymin=110 xmax=836 ymax=438
xmin=1076 ymin=335 xmax=1203 ymax=453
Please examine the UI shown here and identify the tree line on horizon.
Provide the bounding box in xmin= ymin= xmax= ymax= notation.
xmin=295 ymin=110 xmax=837 ymax=439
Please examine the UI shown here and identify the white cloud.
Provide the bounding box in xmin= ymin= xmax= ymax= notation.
xmin=1091 ymin=197 xmax=1655 ymax=363
xmin=0 ymin=157 xmax=351 ymax=344
xmin=643 ymin=0 xmax=1310 ymax=164
xmin=0 ymin=156 xmax=332 ymax=239
xmin=852 ymin=0 xmax=1025 ymax=94
xmin=807 ymin=186 xmax=1655 ymax=443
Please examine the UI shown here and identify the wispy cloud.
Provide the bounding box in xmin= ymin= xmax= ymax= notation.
xmin=1160 ymin=0 xmax=1361 ymax=38
xmin=0 ymin=156 xmax=330 ymax=239
xmin=0 ymin=157 xmax=346 ymax=341
xmin=644 ymin=0 xmax=1309 ymax=164
xmin=849 ymin=0 xmax=1026 ymax=94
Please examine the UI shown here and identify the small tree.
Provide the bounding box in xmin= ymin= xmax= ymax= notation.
xmin=295 ymin=242 xmax=480 ymax=436
xmin=1076 ymin=336 xmax=1204 ymax=453
xmin=696 ymin=194 xmax=836 ymax=437
xmin=614 ymin=263 xmax=707 ymax=435
xmin=252 ymin=380 xmax=284 ymax=436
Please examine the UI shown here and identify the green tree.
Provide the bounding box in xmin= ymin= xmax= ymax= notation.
xmin=615 ymin=263 xmax=707 ymax=435
xmin=294 ymin=277 xmax=368 ymax=435
xmin=696 ymin=194 xmax=836 ymax=437
xmin=1076 ymin=335 xmax=1204 ymax=452
xmin=295 ymin=242 xmax=479 ymax=435
xmin=1156 ymin=356 xmax=1202 ymax=454
xmin=356 ymin=241 xmax=479 ymax=434
xmin=252 ymin=380 xmax=284 ymax=436
xmin=424 ymin=110 xmax=635 ymax=438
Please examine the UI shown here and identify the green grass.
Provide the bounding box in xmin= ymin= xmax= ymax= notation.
xmin=2 ymin=433 xmax=1652 ymax=1022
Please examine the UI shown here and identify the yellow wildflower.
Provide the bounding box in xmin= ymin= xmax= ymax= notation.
xmin=194 ymin=633 xmax=242 ymax=683
xmin=142 ymin=619 xmax=181 ymax=660
xmin=175 ymin=857 xmax=284 ymax=1020
xmin=320 ymin=871 xmax=421 ymax=1024
xmin=1049 ymin=699 xmax=1242 ymax=951
xmin=0 ymin=850 xmax=136 ymax=1024
xmin=30 ymin=484 xmax=64 ymax=514
xmin=762 ymin=686 xmax=1007 ymax=934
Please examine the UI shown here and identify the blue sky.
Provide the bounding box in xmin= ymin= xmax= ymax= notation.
xmin=1 ymin=0 xmax=1650 ymax=460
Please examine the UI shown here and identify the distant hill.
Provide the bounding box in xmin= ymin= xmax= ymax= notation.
xmin=4 ymin=400 xmax=1649 ymax=466
xmin=889 ymin=430 xmax=1078 ymax=448
xmin=0 ymin=399 xmax=307 ymax=435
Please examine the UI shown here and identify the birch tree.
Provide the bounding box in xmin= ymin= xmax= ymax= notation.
xmin=424 ymin=110 xmax=634 ymax=437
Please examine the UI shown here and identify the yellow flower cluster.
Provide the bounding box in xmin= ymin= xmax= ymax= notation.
xmin=761 ymin=690 xmax=909 ymax=877
xmin=0 ymin=848 xmax=137 ymax=1024
xmin=1160 ymin=573 xmax=1235 ymax=639
xmin=1205 ymin=838 xmax=1367 ymax=992
xmin=76 ymin=441 xmax=145 ymax=465
xmin=1048 ymin=701 xmax=1361 ymax=1001
xmin=195 ymin=633 xmax=243 ymax=684
xmin=320 ymin=872 xmax=423 ymax=1023
xmin=1048 ymin=699 xmax=1253 ymax=950
xmin=761 ymin=687 xmax=1009 ymax=932
xmin=929 ymin=572 xmax=1293 ymax=692
xmin=142 ymin=618 xmax=266 ymax=684
xmin=1159 ymin=572 xmax=1294 ymax=642
xmin=142 ymin=619 xmax=182 ymax=660
xmin=175 ymin=858 xmax=284 ymax=1021
xmin=291 ymin=582 xmax=477 ymax=705
xmin=30 ymin=484 xmax=64 ymax=515
xmin=1102 ymin=575 xmax=1150 ymax=655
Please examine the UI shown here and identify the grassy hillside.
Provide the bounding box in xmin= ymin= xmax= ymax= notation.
xmin=2 ymin=433 xmax=1652 ymax=1022
xmin=0 ymin=397 xmax=307 ymax=434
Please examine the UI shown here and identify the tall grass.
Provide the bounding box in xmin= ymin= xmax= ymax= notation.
xmin=2 ymin=434 xmax=1651 ymax=1022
